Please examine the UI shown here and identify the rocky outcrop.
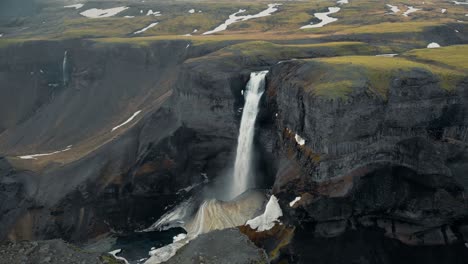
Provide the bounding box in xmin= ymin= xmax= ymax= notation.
xmin=0 ymin=239 xmax=122 ymax=264
xmin=165 ymin=228 xmax=268 ymax=264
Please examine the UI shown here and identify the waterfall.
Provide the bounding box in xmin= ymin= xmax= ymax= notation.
xmin=62 ymin=50 xmax=69 ymax=86
xmin=229 ymin=70 xmax=268 ymax=199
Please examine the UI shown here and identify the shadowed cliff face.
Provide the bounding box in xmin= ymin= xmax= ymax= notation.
xmin=0 ymin=39 xmax=253 ymax=241
xmin=0 ymin=38 xmax=277 ymax=242
xmin=267 ymin=60 xmax=468 ymax=253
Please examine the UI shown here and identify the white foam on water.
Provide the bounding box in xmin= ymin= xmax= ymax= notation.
xmin=80 ymin=6 xmax=129 ymax=18
xmin=203 ymin=3 xmax=281 ymax=35
xmin=246 ymin=195 xmax=283 ymax=232
xmin=64 ymin=4 xmax=84 ymax=9
xmin=18 ymin=145 xmax=73 ymax=160
xmin=111 ymin=110 xmax=142 ymax=131
xmin=109 ymin=249 xmax=129 ymax=264
xmin=300 ymin=7 xmax=340 ymax=29
xmin=402 ymin=6 xmax=421 ymax=17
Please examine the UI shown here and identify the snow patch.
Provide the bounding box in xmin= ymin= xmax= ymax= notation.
xmin=109 ymin=249 xmax=129 ymax=264
xmin=80 ymin=6 xmax=129 ymax=18
xmin=453 ymin=1 xmax=468 ymax=5
xmin=64 ymin=4 xmax=84 ymax=9
xmin=376 ymin=53 xmax=398 ymax=57
xmin=441 ymin=8 xmax=447 ymax=13
xmin=134 ymin=23 xmax=158 ymax=34
xmin=18 ymin=145 xmax=72 ymax=160
xmin=402 ymin=6 xmax=421 ymax=17
xmin=427 ymin=42 xmax=441 ymax=48
xmin=147 ymin=10 xmax=161 ymax=16
xmin=111 ymin=110 xmax=142 ymax=131
xmin=246 ymin=195 xmax=282 ymax=232
xmin=300 ymin=7 xmax=340 ymax=29
xmin=289 ymin=196 xmax=301 ymax=207
xmin=386 ymin=4 xmax=400 ymax=14
xmin=124 ymin=15 xmax=135 ymax=18
xmin=203 ymin=3 xmax=281 ymax=35
xmin=295 ymin=134 xmax=306 ymax=146
xmin=188 ymin=9 xmax=195 ymax=14
xmin=337 ymin=0 xmax=348 ymax=4
xmin=145 ymin=240 xmax=187 ymax=264
xmin=183 ymin=29 xmax=198 ymax=36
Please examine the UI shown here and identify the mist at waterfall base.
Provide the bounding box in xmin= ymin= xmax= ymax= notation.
xmin=107 ymin=71 xmax=270 ymax=264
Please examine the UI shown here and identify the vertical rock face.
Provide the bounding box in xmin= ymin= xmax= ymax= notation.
xmin=267 ymin=60 xmax=468 ymax=248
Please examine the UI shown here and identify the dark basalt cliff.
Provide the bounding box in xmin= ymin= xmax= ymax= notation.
xmin=0 ymin=39 xmax=467 ymax=263
xmin=267 ymin=60 xmax=468 ymax=261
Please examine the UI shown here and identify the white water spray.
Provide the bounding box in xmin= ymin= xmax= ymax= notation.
xmin=229 ymin=70 xmax=268 ymax=199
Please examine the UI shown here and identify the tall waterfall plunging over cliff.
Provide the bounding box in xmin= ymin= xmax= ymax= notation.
xmin=229 ymin=70 xmax=268 ymax=199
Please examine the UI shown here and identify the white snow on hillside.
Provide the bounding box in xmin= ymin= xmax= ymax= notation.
xmin=289 ymin=196 xmax=301 ymax=207
xmin=427 ymin=42 xmax=441 ymax=48
xmin=188 ymin=9 xmax=195 ymax=14
xmin=402 ymin=6 xmax=421 ymax=17
xmin=147 ymin=10 xmax=161 ymax=16
xmin=64 ymin=4 xmax=84 ymax=9
xmin=111 ymin=110 xmax=142 ymax=131
xmin=295 ymin=134 xmax=306 ymax=146
xmin=80 ymin=7 xmax=129 ymax=18
xmin=386 ymin=4 xmax=400 ymax=14
xmin=18 ymin=145 xmax=72 ymax=160
xmin=134 ymin=23 xmax=158 ymax=34
xmin=376 ymin=53 xmax=398 ymax=57
xmin=203 ymin=3 xmax=281 ymax=35
xmin=300 ymin=7 xmax=340 ymax=29
xmin=246 ymin=195 xmax=282 ymax=232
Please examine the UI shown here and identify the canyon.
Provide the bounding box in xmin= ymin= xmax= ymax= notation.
xmin=1 ymin=0 xmax=468 ymax=263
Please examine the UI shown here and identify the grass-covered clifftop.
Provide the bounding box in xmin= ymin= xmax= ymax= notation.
xmin=275 ymin=45 xmax=468 ymax=100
